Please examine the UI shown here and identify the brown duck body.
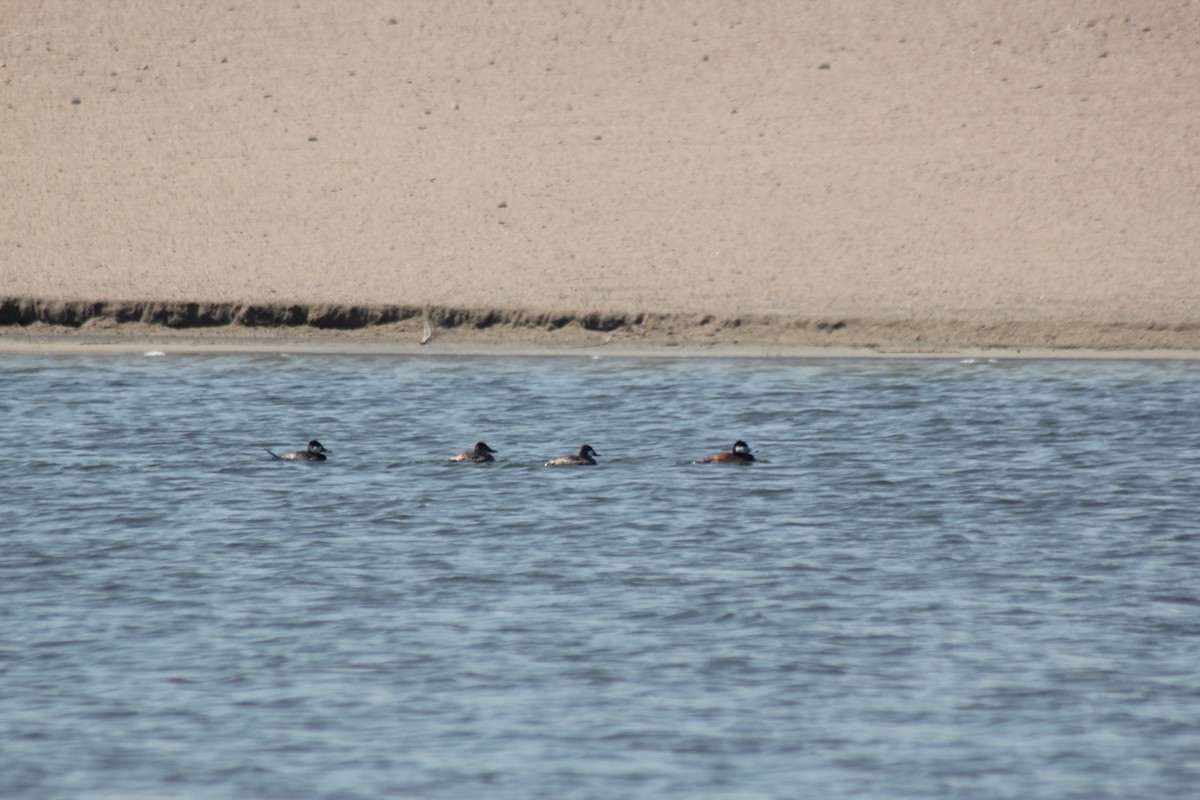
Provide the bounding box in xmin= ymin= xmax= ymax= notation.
xmin=698 ymin=440 xmax=755 ymax=464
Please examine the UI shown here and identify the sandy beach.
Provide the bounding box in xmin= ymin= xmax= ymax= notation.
xmin=3 ymin=1 xmax=1198 ymax=354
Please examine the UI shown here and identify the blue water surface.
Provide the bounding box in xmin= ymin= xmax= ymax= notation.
xmin=2 ymin=353 xmax=1198 ymax=799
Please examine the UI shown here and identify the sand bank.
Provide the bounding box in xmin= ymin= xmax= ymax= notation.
xmin=3 ymin=2 xmax=1198 ymax=353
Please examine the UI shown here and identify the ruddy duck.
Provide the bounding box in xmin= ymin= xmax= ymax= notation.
xmin=697 ymin=440 xmax=755 ymax=464
xmin=545 ymin=444 xmax=599 ymax=466
xmin=449 ymin=441 xmax=497 ymax=463
xmin=267 ymin=439 xmax=329 ymax=461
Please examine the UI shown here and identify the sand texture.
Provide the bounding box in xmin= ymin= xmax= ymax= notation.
xmin=2 ymin=1 xmax=1198 ymax=352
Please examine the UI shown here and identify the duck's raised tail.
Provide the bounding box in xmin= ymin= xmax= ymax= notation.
xmin=266 ymin=449 xmax=282 ymax=460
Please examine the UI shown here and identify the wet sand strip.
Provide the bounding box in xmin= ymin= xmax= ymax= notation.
xmin=2 ymin=297 xmax=1199 ymax=356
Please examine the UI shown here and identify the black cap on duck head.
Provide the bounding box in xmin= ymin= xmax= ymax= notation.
xmin=308 ymin=440 xmax=328 ymax=452
xmin=580 ymin=444 xmax=598 ymax=457
xmin=732 ymin=440 xmax=751 ymax=454
xmin=475 ymin=442 xmax=497 ymax=454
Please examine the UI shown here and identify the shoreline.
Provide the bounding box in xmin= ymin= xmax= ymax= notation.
xmin=5 ymin=335 xmax=1197 ymax=362
xmin=2 ymin=303 xmax=1198 ymax=361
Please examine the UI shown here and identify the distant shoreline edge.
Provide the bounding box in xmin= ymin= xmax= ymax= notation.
xmin=2 ymin=296 xmax=1199 ymax=357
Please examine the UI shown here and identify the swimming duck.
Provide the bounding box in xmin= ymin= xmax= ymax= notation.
xmin=267 ymin=439 xmax=329 ymax=461
xmin=449 ymin=441 xmax=497 ymax=463
xmin=545 ymin=444 xmax=599 ymax=466
xmin=697 ymin=440 xmax=755 ymax=464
